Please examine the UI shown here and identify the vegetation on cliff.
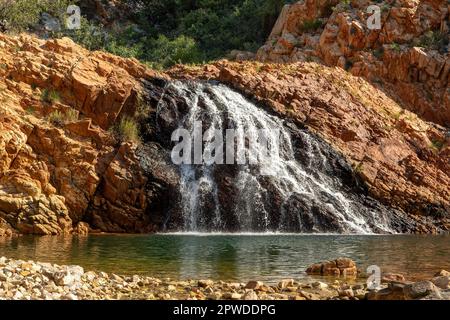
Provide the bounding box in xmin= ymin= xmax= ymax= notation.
xmin=0 ymin=0 xmax=290 ymax=68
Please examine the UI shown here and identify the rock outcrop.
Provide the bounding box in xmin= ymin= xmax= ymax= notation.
xmin=256 ymin=0 xmax=449 ymax=127
xmin=0 ymin=34 xmax=171 ymax=235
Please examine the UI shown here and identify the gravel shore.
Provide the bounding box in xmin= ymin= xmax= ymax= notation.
xmin=0 ymin=257 xmax=448 ymax=300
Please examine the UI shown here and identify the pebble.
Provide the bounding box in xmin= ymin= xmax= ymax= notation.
xmin=2 ymin=256 xmax=444 ymax=301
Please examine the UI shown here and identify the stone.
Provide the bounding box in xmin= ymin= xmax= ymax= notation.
xmin=298 ymin=290 xmax=320 ymax=300
xmin=63 ymin=293 xmax=78 ymax=300
xmin=198 ymin=280 xmax=214 ymax=288
xmin=339 ymin=288 xmax=354 ymax=298
xmin=366 ymin=284 xmax=406 ymax=301
xmin=278 ymin=279 xmax=295 ymax=289
xmin=167 ymin=285 xmax=176 ymax=292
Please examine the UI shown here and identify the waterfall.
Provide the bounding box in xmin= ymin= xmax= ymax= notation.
xmin=157 ymin=81 xmax=396 ymax=234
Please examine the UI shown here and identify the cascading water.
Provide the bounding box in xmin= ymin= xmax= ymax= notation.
xmin=155 ymin=80 xmax=400 ymax=234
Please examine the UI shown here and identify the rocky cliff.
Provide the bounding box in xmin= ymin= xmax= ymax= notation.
xmin=0 ymin=31 xmax=448 ymax=235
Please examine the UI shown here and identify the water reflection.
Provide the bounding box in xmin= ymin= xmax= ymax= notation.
xmin=0 ymin=234 xmax=448 ymax=283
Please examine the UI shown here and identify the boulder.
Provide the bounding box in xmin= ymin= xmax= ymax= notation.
xmin=245 ymin=281 xmax=264 ymax=290
xmin=366 ymin=282 xmax=406 ymax=300
xmin=198 ymin=280 xmax=214 ymax=288
xmin=306 ymin=258 xmax=357 ymax=276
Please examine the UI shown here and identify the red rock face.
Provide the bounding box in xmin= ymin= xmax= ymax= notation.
xmin=256 ymin=0 xmax=449 ymax=127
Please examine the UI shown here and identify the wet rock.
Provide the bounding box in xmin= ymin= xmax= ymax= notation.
xmin=245 ymin=281 xmax=264 ymax=290
xmin=311 ymin=281 xmax=328 ymax=290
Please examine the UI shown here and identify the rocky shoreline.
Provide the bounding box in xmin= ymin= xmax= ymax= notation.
xmin=0 ymin=257 xmax=448 ymax=300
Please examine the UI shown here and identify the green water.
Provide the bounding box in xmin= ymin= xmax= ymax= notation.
xmin=0 ymin=234 xmax=448 ymax=283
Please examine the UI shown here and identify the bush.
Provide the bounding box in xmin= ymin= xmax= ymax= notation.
xmin=127 ymin=0 xmax=286 ymax=64
xmin=47 ymin=108 xmax=78 ymax=126
xmin=41 ymin=89 xmax=61 ymax=104
xmin=300 ymin=19 xmax=322 ymax=32
xmin=430 ymin=139 xmax=444 ymax=151
xmin=114 ymin=117 xmax=140 ymax=143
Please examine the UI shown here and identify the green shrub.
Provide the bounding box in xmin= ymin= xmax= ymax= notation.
xmin=41 ymin=89 xmax=60 ymax=104
xmin=300 ymin=19 xmax=322 ymax=32
xmin=47 ymin=108 xmax=78 ymax=126
xmin=65 ymin=108 xmax=78 ymax=122
xmin=373 ymin=47 xmax=384 ymax=59
xmin=25 ymin=106 xmax=35 ymax=115
xmin=418 ymin=31 xmax=448 ymax=52
xmin=146 ymin=35 xmax=203 ymax=69
xmin=114 ymin=117 xmax=140 ymax=143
